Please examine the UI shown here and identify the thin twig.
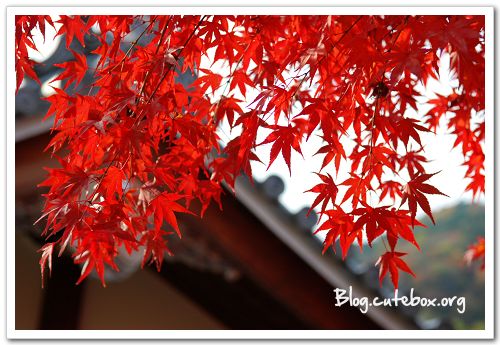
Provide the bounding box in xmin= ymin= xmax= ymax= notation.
xmin=136 ymin=16 xmax=173 ymax=102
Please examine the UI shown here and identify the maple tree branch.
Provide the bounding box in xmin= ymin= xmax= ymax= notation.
xmin=112 ymin=15 xmax=159 ymax=73
xmin=125 ymin=15 xmax=207 ymax=129
xmin=136 ymin=16 xmax=173 ymax=102
xmin=299 ymin=16 xmax=363 ymax=89
xmin=346 ymin=17 xmax=410 ymax=209
xmin=386 ymin=16 xmax=409 ymax=54
xmin=87 ymin=149 xmax=121 ymax=205
xmin=261 ymin=16 xmax=363 ymax=124
xmin=212 ymin=33 xmax=257 ymax=123
xmin=349 ymin=97 xmax=379 ymax=207
xmin=378 ymin=16 xmax=409 ymax=46
xmin=142 ymin=15 xmax=207 ymax=108
xmin=381 ymin=237 xmax=389 ymax=252
xmin=86 ymin=16 xmax=158 ymax=96
xmin=366 ymin=98 xmax=380 ymax=173
xmin=379 ymin=15 xmax=410 ymax=82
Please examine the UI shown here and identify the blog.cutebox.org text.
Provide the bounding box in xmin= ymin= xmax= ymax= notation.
xmin=333 ymin=286 xmax=466 ymax=314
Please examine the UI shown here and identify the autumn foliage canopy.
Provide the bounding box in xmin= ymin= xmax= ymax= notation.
xmin=15 ymin=14 xmax=485 ymax=289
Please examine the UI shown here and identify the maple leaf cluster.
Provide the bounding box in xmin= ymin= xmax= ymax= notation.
xmin=15 ymin=15 xmax=485 ymax=289
xmin=15 ymin=15 xmax=54 ymax=92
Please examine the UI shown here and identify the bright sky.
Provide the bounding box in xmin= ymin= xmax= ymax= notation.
xmin=27 ymin=18 xmax=484 ymax=221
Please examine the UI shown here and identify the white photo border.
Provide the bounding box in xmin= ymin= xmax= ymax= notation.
xmin=5 ymin=5 xmax=495 ymax=340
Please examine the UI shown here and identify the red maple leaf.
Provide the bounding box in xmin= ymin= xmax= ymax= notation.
xmin=56 ymin=15 xmax=89 ymax=48
xmin=258 ymin=119 xmax=307 ymax=174
xmin=141 ymin=229 xmax=173 ymax=271
xmin=100 ymin=166 xmax=125 ymax=201
xmin=389 ymin=116 xmax=430 ymax=149
xmin=306 ymin=172 xmax=338 ymax=217
xmin=38 ymin=242 xmax=55 ymax=288
xmin=379 ymin=180 xmax=403 ymax=201
xmin=52 ymin=50 xmax=88 ymax=89
xmin=147 ymin=192 xmax=193 ymax=237
xmin=376 ymin=251 xmax=415 ymax=289
xmin=315 ymin=209 xmax=361 ymax=259
xmin=401 ymin=171 xmax=448 ymax=225
xmin=340 ymin=173 xmax=372 ymax=207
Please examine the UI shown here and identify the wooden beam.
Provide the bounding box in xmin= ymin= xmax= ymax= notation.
xmin=180 ymin=196 xmax=381 ymax=330
xmin=156 ymin=262 xmax=312 ymax=330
